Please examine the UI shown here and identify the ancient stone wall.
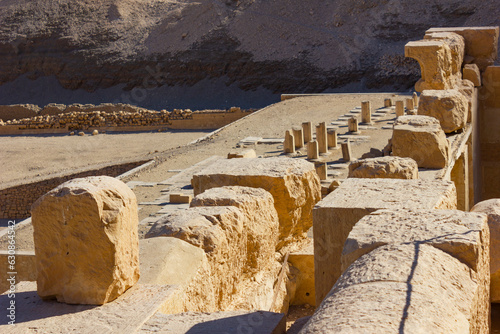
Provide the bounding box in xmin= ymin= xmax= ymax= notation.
xmin=0 ymin=103 xmax=252 ymax=133
xmin=0 ymin=159 xmax=149 ymax=219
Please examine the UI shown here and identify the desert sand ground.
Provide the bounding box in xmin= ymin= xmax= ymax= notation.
xmin=0 ymin=129 xmax=211 ymax=187
xmin=2 ymin=92 xmax=500 ymax=331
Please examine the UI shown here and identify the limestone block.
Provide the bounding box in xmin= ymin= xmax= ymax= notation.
xmin=361 ymin=101 xmax=371 ymax=124
xmin=457 ymin=79 xmax=475 ymax=122
xmin=427 ymin=26 xmax=499 ymax=71
xmin=145 ymin=206 xmax=246 ymax=309
xmin=284 ymin=130 xmax=295 ymax=154
xmin=395 ymin=100 xmax=404 ymax=117
xmin=417 ymin=89 xmax=468 ymax=133
xmin=316 ymin=122 xmax=328 ymax=154
xmin=340 ymin=209 xmax=489 ymax=334
xmin=405 ymin=97 xmax=414 ymax=111
xmin=471 ymin=199 xmax=500 ymax=303
xmin=138 ymin=237 xmax=215 ymax=313
xmin=464 ymin=64 xmax=482 ymax=87
xmin=289 ymin=242 xmax=315 ymax=306
xmin=327 ymin=129 xmax=337 ymax=148
xmin=225 ymin=259 xmax=287 ymax=313
xmin=227 ymin=149 xmax=257 ymax=159
xmin=170 ymin=193 xmax=192 ymax=204
xmin=342 ymin=208 xmax=488 ymax=275
xmin=313 ymin=178 xmax=457 ymax=306
xmin=327 ymin=179 xmax=341 ymax=193
xmin=348 ymin=156 xmax=418 ymax=179
xmin=190 ymin=186 xmax=279 ymax=272
xmin=347 ymin=117 xmax=358 ymax=133
xmin=301 ymin=243 xmax=486 ymax=334
xmin=405 ymin=33 xmax=464 ymax=92
xmin=315 ymin=162 xmax=327 ymax=180
xmin=302 ymin=122 xmax=312 ymax=142
xmin=146 ymin=206 xmax=243 ymax=256
xmin=392 ymin=115 xmax=449 ymax=168
xmin=307 ymin=140 xmax=319 ymax=160
xmin=292 ymin=127 xmax=304 ymax=149
xmin=139 ymin=238 xmax=208 ymax=281
xmin=191 ymin=157 xmax=321 ymax=246
xmin=341 ymin=141 xmax=352 ymax=162
xmin=0 ymin=251 xmax=36 ymax=294
xmin=31 ymin=176 xmax=140 ymax=305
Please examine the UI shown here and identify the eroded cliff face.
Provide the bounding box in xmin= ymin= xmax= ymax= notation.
xmin=0 ymin=0 xmax=498 ymax=102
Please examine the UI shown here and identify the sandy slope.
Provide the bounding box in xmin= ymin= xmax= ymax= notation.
xmin=0 ymin=0 xmax=499 ymax=104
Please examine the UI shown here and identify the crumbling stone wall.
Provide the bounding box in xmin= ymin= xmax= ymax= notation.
xmin=304 ymin=25 xmax=498 ymax=333
xmin=301 ymin=209 xmax=490 ymax=333
xmin=0 ymin=159 xmax=149 ymax=219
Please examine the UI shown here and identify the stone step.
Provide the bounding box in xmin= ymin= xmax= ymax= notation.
xmin=1 ymin=281 xmax=176 ymax=333
xmin=239 ymin=136 xmax=263 ymax=145
xmin=158 ymin=155 xmax=224 ymax=187
xmin=139 ymin=310 xmax=286 ymax=334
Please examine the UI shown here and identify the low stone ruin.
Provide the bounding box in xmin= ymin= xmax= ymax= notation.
xmin=391 ymin=115 xmax=449 ymax=168
xmin=31 ymin=176 xmax=140 ymax=305
xmin=191 ymin=157 xmax=322 ymax=247
xmin=348 ymin=156 xmax=418 ymax=179
xmin=418 ymin=89 xmax=469 ymax=133
xmin=0 ymin=103 xmax=252 ymax=133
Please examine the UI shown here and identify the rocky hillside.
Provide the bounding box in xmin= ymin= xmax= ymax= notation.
xmin=0 ymin=0 xmax=499 ymax=107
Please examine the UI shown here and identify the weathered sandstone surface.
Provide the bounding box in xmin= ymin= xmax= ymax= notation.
xmin=190 ymin=186 xmax=279 ymax=272
xmin=348 ymin=156 xmax=418 ymax=179
xmin=1 ymin=1 xmax=499 ymax=99
xmin=192 ymin=157 xmax=321 ymax=247
xmin=471 ymin=199 xmax=500 ymax=303
xmin=392 ymin=115 xmax=449 ymax=168
xmin=146 ymin=206 xmax=247 ymax=309
xmin=138 ymin=237 xmax=215 ymax=313
xmin=405 ymin=32 xmax=465 ymax=91
xmin=313 ymin=178 xmax=457 ymax=306
xmin=31 ymin=176 xmax=140 ymax=305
